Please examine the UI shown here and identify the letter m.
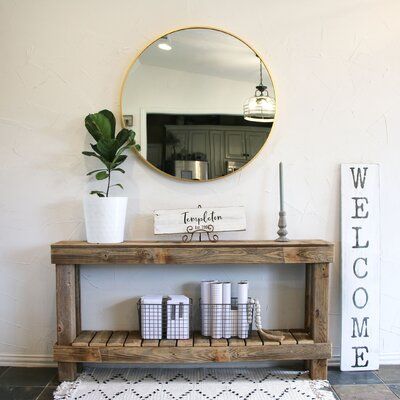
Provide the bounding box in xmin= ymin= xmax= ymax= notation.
xmin=350 ymin=167 xmax=368 ymax=189
xmin=351 ymin=317 xmax=369 ymax=338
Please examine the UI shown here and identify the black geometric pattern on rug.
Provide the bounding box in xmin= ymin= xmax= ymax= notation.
xmin=56 ymin=368 xmax=336 ymax=400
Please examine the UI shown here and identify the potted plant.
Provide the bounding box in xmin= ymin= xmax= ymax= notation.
xmin=82 ymin=109 xmax=139 ymax=243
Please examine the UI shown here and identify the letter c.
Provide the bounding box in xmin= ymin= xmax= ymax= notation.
xmin=353 ymin=257 xmax=368 ymax=279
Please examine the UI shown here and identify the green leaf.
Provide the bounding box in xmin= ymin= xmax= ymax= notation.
xmin=99 ymin=110 xmax=116 ymax=138
xmin=95 ymin=171 xmax=109 ymax=180
xmin=82 ymin=150 xmax=111 ymax=169
xmin=86 ymin=169 xmax=106 ymax=176
xmin=113 ymin=145 xmax=129 ymax=161
xmin=116 ymin=129 xmax=134 ymax=147
xmin=135 ymin=144 xmax=141 ymax=151
xmin=82 ymin=151 xmax=97 ymax=157
xmin=85 ymin=112 xmax=113 ymax=140
xmin=90 ymin=190 xmax=106 ymax=197
xmin=111 ymin=183 xmax=123 ymax=190
xmin=112 ymin=168 xmax=125 ymax=174
xmin=90 ymin=143 xmax=102 ymax=155
xmin=83 ymin=151 xmax=106 ymax=164
xmin=113 ymin=154 xmax=128 ymax=167
xmin=84 ymin=118 xmax=101 ymax=141
xmin=97 ymin=138 xmax=122 ymax=162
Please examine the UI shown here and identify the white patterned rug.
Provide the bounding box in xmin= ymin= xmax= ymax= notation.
xmin=54 ymin=368 xmax=336 ymax=400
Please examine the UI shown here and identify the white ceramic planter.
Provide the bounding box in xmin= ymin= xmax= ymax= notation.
xmin=83 ymin=196 xmax=128 ymax=243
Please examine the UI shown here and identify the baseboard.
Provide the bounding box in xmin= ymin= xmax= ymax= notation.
xmin=329 ymin=353 xmax=400 ymax=367
xmin=0 ymin=353 xmax=398 ymax=368
xmin=328 ymin=355 xmax=340 ymax=366
xmin=0 ymin=353 xmax=56 ymax=367
xmin=377 ymin=353 xmax=400 ymax=365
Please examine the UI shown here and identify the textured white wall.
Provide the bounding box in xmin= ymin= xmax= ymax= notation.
xmin=1 ymin=0 xmax=400 ymax=366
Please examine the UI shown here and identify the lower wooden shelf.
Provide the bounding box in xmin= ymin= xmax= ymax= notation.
xmin=53 ymin=330 xmax=331 ymax=364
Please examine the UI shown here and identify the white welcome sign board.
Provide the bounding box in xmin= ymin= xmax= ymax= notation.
xmin=340 ymin=164 xmax=380 ymax=371
xmin=154 ymin=206 xmax=246 ymax=234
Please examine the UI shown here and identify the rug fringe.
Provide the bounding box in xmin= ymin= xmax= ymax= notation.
xmin=313 ymin=380 xmax=330 ymax=388
xmin=54 ymin=382 xmax=75 ymax=399
xmin=54 ymin=373 xmax=85 ymax=400
xmin=310 ymin=379 xmax=337 ymax=399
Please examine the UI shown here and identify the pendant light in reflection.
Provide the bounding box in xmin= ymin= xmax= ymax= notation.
xmin=243 ymin=57 xmax=275 ymax=122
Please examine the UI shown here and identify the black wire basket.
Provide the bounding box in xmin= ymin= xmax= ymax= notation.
xmin=199 ymin=297 xmax=254 ymax=339
xmin=137 ymin=298 xmax=193 ymax=340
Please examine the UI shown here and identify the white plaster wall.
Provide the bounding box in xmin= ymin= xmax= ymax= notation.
xmin=1 ymin=0 xmax=400 ymax=366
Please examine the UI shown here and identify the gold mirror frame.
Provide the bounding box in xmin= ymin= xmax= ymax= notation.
xmin=119 ymin=26 xmax=277 ymax=182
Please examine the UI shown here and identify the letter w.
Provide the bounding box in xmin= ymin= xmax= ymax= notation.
xmin=350 ymin=167 xmax=368 ymax=189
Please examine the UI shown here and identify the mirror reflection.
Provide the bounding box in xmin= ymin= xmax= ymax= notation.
xmin=121 ymin=28 xmax=276 ymax=181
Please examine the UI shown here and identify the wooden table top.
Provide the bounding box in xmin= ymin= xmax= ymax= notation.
xmin=51 ymin=240 xmax=334 ymax=265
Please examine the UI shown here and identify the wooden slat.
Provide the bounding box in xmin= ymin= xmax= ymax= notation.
xmin=107 ymin=331 xmax=128 ymax=347
xmin=159 ymin=339 xmax=177 ymax=347
xmin=245 ymin=331 xmax=263 ymax=346
xmin=228 ymin=338 xmax=245 ymax=347
xmin=177 ymin=338 xmax=193 ymax=347
xmin=278 ymin=331 xmax=297 ymax=345
xmin=54 ymin=342 xmax=332 ymax=363
xmin=259 ymin=336 xmax=280 ymax=346
xmin=194 ymin=332 xmax=210 ymax=347
xmin=142 ymin=340 xmax=159 ymax=347
xmin=211 ymin=338 xmax=228 ymax=347
xmin=90 ymin=331 xmax=112 ymax=347
xmin=72 ymin=331 xmax=96 ymax=347
xmin=51 ymin=240 xmax=334 ymax=265
xmin=124 ymin=331 xmax=142 ymax=347
xmin=258 ymin=331 xmax=281 ymax=346
xmin=291 ymin=330 xmax=314 ymax=344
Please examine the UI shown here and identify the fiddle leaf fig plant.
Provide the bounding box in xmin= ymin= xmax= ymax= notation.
xmin=83 ymin=109 xmax=140 ymax=197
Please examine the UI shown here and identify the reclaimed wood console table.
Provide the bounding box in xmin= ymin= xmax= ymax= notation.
xmin=51 ymin=240 xmax=333 ymax=381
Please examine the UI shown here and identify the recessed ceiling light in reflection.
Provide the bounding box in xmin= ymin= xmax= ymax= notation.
xmin=158 ymin=36 xmax=172 ymax=51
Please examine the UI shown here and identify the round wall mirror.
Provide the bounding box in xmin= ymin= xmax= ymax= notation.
xmin=121 ymin=27 xmax=276 ymax=181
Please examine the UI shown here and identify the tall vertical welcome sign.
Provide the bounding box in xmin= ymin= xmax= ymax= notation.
xmin=341 ymin=164 xmax=380 ymax=371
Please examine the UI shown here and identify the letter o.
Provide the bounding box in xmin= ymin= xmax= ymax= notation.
xmin=353 ymin=287 xmax=368 ymax=309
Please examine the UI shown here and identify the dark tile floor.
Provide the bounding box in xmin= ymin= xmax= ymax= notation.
xmin=329 ymin=365 xmax=400 ymax=399
xmin=0 ymin=367 xmax=58 ymax=400
xmin=0 ymin=365 xmax=399 ymax=399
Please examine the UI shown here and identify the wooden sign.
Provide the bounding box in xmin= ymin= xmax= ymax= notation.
xmin=340 ymin=164 xmax=380 ymax=371
xmin=154 ymin=206 xmax=246 ymax=235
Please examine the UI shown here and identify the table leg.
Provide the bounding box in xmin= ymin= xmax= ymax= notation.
xmin=309 ymin=262 xmax=329 ymax=380
xmin=75 ymin=265 xmax=83 ymax=373
xmin=304 ymin=264 xmax=312 ymax=371
xmin=75 ymin=265 xmax=81 ymax=336
xmin=56 ymin=264 xmax=78 ymax=381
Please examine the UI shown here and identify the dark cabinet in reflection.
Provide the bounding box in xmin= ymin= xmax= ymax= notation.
xmin=158 ymin=125 xmax=269 ymax=179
